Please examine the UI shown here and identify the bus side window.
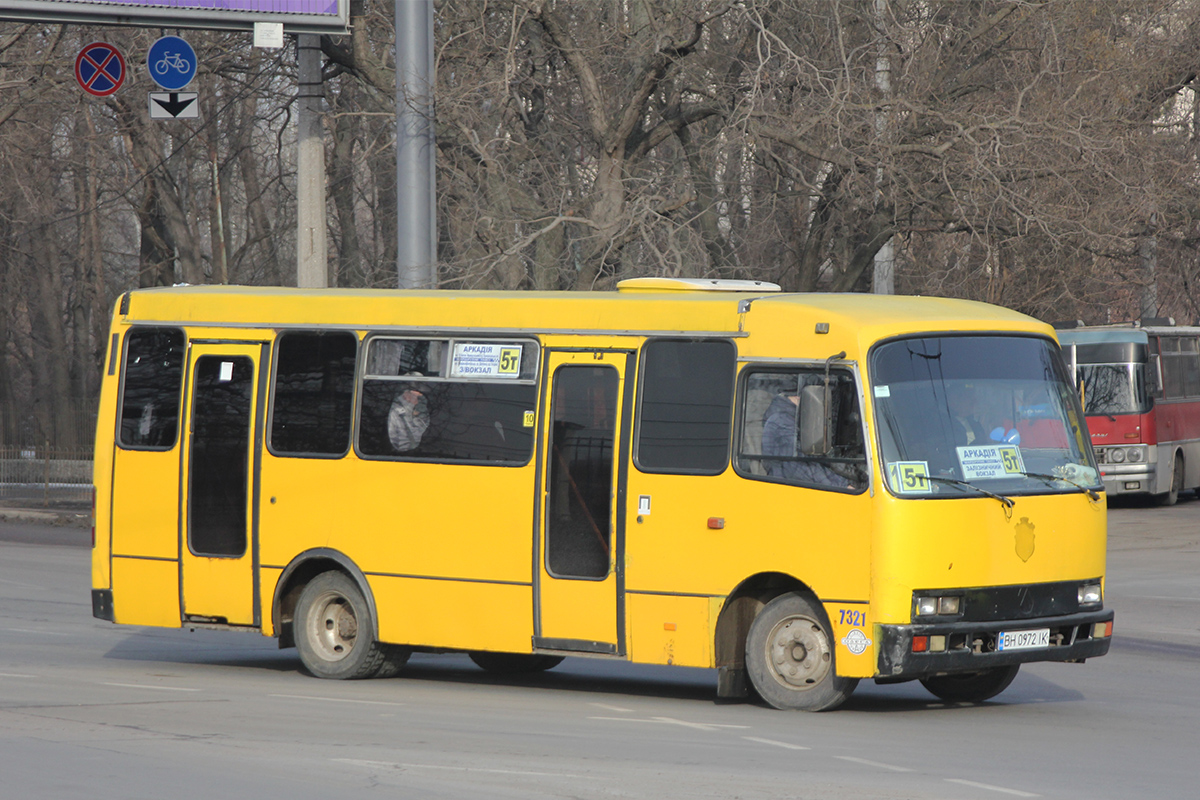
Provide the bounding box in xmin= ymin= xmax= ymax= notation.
xmin=118 ymin=327 xmax=185 ymax=450
xmin=635 ymin=339 xmax=736 ymax=475
xmin=737 ymin=368 xmax=866 ymax=492
xmin=357 ymin=337 xmax=538 ymax=464
xmin=269 ymin=331 xmax=358 ymax=457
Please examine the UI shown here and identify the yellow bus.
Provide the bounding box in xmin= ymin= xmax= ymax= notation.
xmin=90 ymin=279 xmax=1113 ymax=710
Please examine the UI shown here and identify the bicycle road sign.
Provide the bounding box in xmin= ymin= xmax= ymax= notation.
xmin=75 ymin=42 xmax=126 ymax=97
xmin=147 ymin=35 xmax=197 ymax=91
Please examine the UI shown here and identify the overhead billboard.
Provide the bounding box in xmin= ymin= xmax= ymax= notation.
xmin=0 ymin=0 xmax=348 ymax=35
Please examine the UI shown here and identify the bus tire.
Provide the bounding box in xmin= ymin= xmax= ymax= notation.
xmin=468 ymin=652 xmax=565 ymax=674
xmin=295 ymin=571 xmax=388 ymax=680
xmin=373 ymin=644 xmax=413 ymax=678
xmin=1158 ymin=452 xmax=1184 ymax=506
xmin=919 ymin=664 xmax=1019 ymax=703
xmin=745 ymin=592 xmax=858 ymax=711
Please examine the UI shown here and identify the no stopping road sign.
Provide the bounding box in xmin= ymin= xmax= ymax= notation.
xmin=75 ymin=42 xmax=126 ymax=97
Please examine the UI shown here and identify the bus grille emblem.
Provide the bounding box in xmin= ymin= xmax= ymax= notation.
xmin=1015 ymin=517 xmax=1036 ymax=562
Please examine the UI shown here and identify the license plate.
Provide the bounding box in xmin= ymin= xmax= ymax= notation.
xmin=998 ymin=628 xmax=1050 ymax=651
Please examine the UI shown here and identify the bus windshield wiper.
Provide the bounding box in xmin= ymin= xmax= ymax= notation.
xmin=1016 ymin=471 xmax=1101 ymax=501
xmin=924 ymin=476 xmax=1015 ymax=509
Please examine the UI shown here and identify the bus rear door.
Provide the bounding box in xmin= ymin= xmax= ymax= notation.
xmin=180 ymin=342 xmax=267 ymax=627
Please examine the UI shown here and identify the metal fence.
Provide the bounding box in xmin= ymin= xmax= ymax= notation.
xmin=0 ymin=445 xmax=93 ymax=508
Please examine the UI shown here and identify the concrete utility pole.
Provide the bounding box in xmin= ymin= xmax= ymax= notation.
xmin=296 ymin=33 xmax=328 ymax=288
xmin=395 ymin=0 xmax=437 ymax=289
xmin=871 ymin=0 xmax=895 ymax=295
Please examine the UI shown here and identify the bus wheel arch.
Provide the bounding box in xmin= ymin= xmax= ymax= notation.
xmin=273 ymin=549 xmax=379 ymax=651
xmin=713 ymin=572 xmax=807 ymax=700
xmin=744 ymin=591 xmax=858 ymax=711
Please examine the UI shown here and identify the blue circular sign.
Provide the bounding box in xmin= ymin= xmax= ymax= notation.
xmin=147 ymin=35 xmax=197 ymax=91
xmin=76 ymin=42 xmax=126 ymax=97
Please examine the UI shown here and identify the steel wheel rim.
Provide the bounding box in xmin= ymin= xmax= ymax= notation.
xmin=307 ymin=590 xmax=358 ymax=663
xmin=765 ymin=614 xmax=832 ymax=690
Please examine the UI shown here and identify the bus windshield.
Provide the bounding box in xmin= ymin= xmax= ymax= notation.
xmin=871 ymin=335 xmax=1100 ymax=499
xmin=1077 ymin=362 xmax=1149 ymax=416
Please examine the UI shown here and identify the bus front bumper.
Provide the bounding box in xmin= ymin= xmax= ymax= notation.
xmin=875 ymin=609 xmax=1114 ymax=679
xmin=1099 ymin=462 xmax=1154 ymax=496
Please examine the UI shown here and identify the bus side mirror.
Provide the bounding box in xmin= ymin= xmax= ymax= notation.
xmin=799 ymin=384 xmax=828 ymax=455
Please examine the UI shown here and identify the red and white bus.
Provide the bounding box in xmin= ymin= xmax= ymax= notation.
xmin=1057 ymin=322 xmax=1200 ymax=504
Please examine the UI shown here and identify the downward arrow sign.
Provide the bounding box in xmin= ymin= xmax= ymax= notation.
xmin=148 ymin=91 xmax=199 ymax=120
xmin=154 ymin=92 xmax=195 ymax=117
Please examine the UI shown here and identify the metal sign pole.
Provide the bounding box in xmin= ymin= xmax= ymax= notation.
xmin=395 ymin=0 xmax=436 ymax=289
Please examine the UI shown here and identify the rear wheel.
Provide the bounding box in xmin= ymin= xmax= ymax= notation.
xmin=745 ymin=592 xmax=858 ymax=711
xmin=468 ymin=652 xmax=565 ymax=674
xmin=295 ymin=571 xmax=388 ymax=679
xmin=920 ymin=665 xmax=1020 ymax=703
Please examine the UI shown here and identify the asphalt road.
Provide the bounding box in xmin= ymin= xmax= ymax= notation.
xmin=0 ymin=498 xmax=1196 ymax=800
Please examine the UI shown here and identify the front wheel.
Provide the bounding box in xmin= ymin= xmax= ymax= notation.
xmin=295 ymin=571 xmax=389 ymax=679
xmin=745 ymin=592 xmax=858 ymax=711
xmin=919 ymin=665 xmax=1020 ymax=703
xmin=1158 ymin=452 xmax=1184 ymax=506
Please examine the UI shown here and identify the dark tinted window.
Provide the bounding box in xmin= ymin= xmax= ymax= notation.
xmin=119 ymin=327 xmax=185 ymax=449
xmin=270 ymin=331 xmax=357 ymax=456
xmin=546 ymin=366 xmax=617 ymax=579
xmin=636 ymin=339 xmax=735 ymax=473
xmin=189 ymin=356 xmax=253 ymax=557
xmin=357 ymin=337 xmax=539 ymax=464
xmin=1158 ymin=337 xmax=1195 ymax=399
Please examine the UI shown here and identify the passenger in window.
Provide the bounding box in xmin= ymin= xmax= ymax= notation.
xmin=761 ymin=391 xmax=855 ymax=489
xmin=387 ymin=374 xmax=430 ymax=452
xmin=137 ymin=402 xmax=156 ymax=444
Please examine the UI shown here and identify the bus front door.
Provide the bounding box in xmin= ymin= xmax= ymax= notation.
xmin=179 ymin=343 xmax=266 ymax=627
xmin=535 ymin=350 xmax=632 ymax=655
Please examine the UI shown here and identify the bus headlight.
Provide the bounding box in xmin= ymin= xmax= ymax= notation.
xmin=1078 ymin=583 xmax=1103 ymax=608
xmin=915 ymin=595 xmax=961 ymax=616
xmin=1125 ymin=447 xmax=1144 ymax=463
xmin=1108 ymin=448 xmax=1126 ymax=463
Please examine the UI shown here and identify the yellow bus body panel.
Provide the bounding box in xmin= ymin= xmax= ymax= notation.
xmin=110 ymin=450 xmax=180 ymax=560
xmin=624 ymin=472 xmax=872 ymax=603
xmin=260 ymin=456 xmax=535 ymax=583
xmin=626 ymin=593 xmax=714 ymax=667
xmin=370 ymin=577 xmax=533 ymax=652
xmin=111 ymin=557 xmax=180 ymax=627
xmin=872 ymin=492 xmax=1108 ymax=626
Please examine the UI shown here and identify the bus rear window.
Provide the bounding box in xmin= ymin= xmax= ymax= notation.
xmin=118 ymin=327 xmax=185 ymax=450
